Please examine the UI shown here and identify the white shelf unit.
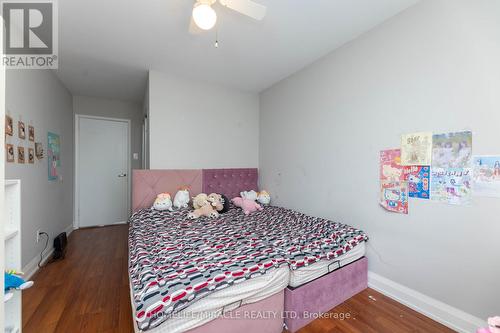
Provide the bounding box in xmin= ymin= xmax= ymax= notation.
xmin=4 ymin=179 xmax=21 ymax=333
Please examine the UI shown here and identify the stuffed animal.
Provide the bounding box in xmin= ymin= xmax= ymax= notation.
xmin=152 ymin=193 xmax=173 ymax=211
xmin=192 ymin=193 xmax=209 ymax=210
xmin=232 ymin=197 xmax=263 ymax=215
xmin=188 ymin=193 xmax=219 ymax=219
xmin=4 ymin=272 xmax=33 ymax=292
xmin=478 ymin=316 xmax=500 ymax=333
xmin=257 ymin=190 xmax=271 ymax=205
xmin=173 ymin=188 xmax=190 ymax=209
xmin=207 ymin=193 xmax=225 ymax=211
xmin=240 ymin=190 xmax=258 ymax=201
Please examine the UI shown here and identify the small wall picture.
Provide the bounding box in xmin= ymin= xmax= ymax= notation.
xmin=18 ymin=146 xmax=25 ymax=164
xmin=5 ymin=115 xmax=13 ymax=136
xmin=18 ymin=121 xmax=26 ymax=139
xmin=28 ymin=148 xmax=35 ymax=164
xmin=6 ymin=144 xmax=15 ymax=162
xmin=28 ymin=125 xmax=35 ymax=141
xmin=35 ymin=142 xmax=44 ymax=159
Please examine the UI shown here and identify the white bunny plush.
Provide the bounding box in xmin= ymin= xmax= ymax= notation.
xmin=240 ymin=190 xmax=258 ymax=201
xmin=173 ymin=188 xmax=190 ymax=209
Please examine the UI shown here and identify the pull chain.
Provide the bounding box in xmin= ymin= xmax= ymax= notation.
xmin=214 ymin=27 xmax=219 ymax=48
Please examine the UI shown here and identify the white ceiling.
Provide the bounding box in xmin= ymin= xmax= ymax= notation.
xmin=56 ymin=0 xmax=418 ymax=103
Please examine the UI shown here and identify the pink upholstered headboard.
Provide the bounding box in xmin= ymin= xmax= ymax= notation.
xmin=132 ymin=169 xmax=202 ymax=212
xmin=132 ymin=168 xmax=258 ymax=213
xmin=203 ymin=168 xmax=258 ymax=200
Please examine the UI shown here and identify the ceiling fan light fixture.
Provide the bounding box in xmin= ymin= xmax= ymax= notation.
xmin=192 ymin=3 xmax=217 ymax=30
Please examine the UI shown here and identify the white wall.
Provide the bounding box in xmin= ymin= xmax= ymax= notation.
xmin=260 ymin=0 xmax=499 ymax=323
xmin=5 ymin=70 xmax=73 ymax=268
xmin=73 ymin=95 xmax=143 ymax=170
xmin=149 ymin=70 xmax=259 ymax=169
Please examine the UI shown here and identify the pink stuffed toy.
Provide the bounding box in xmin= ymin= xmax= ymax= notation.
xmin=477 ymin=317 xmax=500 ymax=333
xmin=231 ymin=197 xmax=263 ymax=215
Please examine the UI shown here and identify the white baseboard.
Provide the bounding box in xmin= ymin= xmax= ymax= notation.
xmin=368 ymin=271 xmax=486 ymax=333
xmin=23 ymin=224 xmax=75 ymax=280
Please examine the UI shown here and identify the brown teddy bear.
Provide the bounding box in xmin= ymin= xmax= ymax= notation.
xmin=188 ymin=193 xmax=219 ymax=219
xmin=187 ymin=193 xmax=226 ymax=219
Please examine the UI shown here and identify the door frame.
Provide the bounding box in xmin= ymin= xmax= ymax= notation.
xmin=74 ymin=114 xmax=131 ymax=229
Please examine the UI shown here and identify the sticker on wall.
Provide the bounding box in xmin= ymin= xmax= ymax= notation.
xmin=5 ymin=115 xmax=13 ymax=136
xmin=47 ymin=132 xmax=61 ymax=181
xmin=432 ymin=131 xmax=472 ymax=168
xmin=380 ymin=181 xmax=409 ymax=214
xmin=403 ymin=166 xmax=430 ymax=199
xmin=400 ymin=132 xmax=432 ymax=166
xmin=473 ymin=156 xmax=500 ymax=198
xmin=6 ymin=144 xmax=15 ymax=162
xmin=380 ymin=149 xmax=404 ymax=182
xmin=431 ymin=167 xmax=472 ymax=205
xmin=17 ymin=146 xmax=25 ymax=164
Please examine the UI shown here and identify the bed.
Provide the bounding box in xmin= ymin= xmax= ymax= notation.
xmin=129 ymin=168 xmax=368 ymax=333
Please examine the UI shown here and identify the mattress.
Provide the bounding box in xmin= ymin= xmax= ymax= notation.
xmin=288 ymin=241 xmax=366 ymax=288
xmin=132 ymin=265 xmax=289 ymax=333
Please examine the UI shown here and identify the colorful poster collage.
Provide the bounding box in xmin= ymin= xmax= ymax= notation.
xmin=378 ymin=130 xmax=499 ymax=214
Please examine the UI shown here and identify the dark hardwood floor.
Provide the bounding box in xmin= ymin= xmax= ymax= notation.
xmin=23 ymin=225 xmax=455 ymax=333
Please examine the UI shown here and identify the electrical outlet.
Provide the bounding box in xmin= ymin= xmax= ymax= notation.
xmin=36 ymin=229 xmax=42 ymax=243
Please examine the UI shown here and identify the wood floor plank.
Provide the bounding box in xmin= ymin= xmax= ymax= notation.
xmin=23 ymin=224 xmax=456 ymax=333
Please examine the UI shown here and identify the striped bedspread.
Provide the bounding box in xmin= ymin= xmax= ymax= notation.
xmin=128 ymin=205 xmax=367 ymax=331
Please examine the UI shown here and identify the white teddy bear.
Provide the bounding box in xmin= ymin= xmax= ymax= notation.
xmin=152 ymin=193 xmax=173 ymax=211
xmin=257 ymin=190 xmax=271 ymax=205
xmin=173 ymin=188 xmax=190 ymax=209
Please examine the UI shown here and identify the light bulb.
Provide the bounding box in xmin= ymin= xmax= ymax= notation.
xmin=192 ymin=3 xmax=217 ymax=31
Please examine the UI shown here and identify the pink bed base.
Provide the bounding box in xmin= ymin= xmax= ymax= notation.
xmin=132 ymin=168 xmax=258 ymax=212
xmin=186 ymin=290 xmax=285 ymax=333
xmin=284 ymin=257 xmax=368 ymax=332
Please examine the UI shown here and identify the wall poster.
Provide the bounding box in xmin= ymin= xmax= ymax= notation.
xmin=380 ymin=181 xmax=409 ymax=214
xmin=401 ymin=132 xmax=432 ymax=166
xmin=473 ymin=156 xmax=500 ymax=197
xmin=431 ymin=167 xmax=472 ymax=205
xmin=48 ymin=132 xmax=61 ymax=181
xmin=432 ymin=131 xmax=472 ymax=168
xmin=380 ymin=149 xmax=404 ymax=181
xmin=380 ymin=149 xmax=408 ymax=214
xmin=403 ymin=166 xmax=430 ymax=199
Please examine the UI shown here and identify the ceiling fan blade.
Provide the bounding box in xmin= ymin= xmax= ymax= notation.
xmin=189 ymin=16 xmax=203 ymax=34
xmin=219 ymin=0 xmax=266 ymax=20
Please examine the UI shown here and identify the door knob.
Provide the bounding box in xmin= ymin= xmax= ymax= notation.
xmin=118 ymin=173 xmax=127 ymax=177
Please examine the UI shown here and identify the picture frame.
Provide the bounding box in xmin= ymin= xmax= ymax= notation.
xmin=35 ymin=142 xmax=44 ymax=159
xmin=28 ymin=148 xmax=35 ymax=164
xmin=18 ymin=146 xmax=25 ymax=164
xmin=28 ymin=125 xmax=35 ymax=141
xmin=5 ymin=115 xmax=13 ymax=136
xmin=18 ymin=121 xmax=26 ymax=139
xmin=6 ymin=144 xmax=15 ymax=162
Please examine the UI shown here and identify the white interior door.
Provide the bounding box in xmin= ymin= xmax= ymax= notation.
xmin=77 ymin=116 xmax=129 ymax=227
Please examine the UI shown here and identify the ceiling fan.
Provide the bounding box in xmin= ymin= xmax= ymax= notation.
xmin=190 ymin=0 xmax=267 ymax=33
